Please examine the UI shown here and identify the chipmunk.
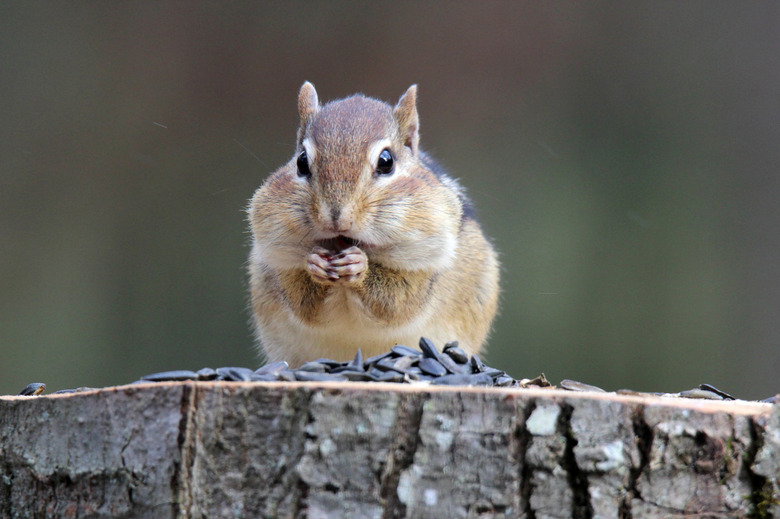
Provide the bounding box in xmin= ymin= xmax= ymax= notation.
xmin=247 ymin=82 xmax=499 ymax=366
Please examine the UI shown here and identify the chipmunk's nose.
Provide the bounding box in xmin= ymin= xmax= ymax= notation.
xmin=327 ymin=205 xmax=354 ymax=233
xmin=330 ymin=206 xmax=341 ymax=224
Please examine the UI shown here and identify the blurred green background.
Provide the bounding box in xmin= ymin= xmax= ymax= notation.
xmin=1 ymin=3 xmax=778 ymax=399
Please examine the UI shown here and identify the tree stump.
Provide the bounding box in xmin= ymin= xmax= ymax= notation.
xmin=1 ymin=382 xmax=778 ymax=518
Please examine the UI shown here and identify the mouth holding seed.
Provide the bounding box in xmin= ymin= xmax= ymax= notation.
xmin=318 ymin=235 xmax=360 ymax=254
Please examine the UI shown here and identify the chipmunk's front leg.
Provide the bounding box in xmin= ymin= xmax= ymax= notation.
xmin=306 ymin=245 xmax=432 ymax=324
xmin=307 ymin=246 xmax=367 ymax=285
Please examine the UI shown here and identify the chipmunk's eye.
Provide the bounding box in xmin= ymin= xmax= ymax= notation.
xmin=375 ymin=148 xmax=394 ymax=175
xmin=296 ymin=149 xmax=311 ymax=178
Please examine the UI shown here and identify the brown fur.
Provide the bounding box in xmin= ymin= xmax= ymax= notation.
xmin=248 ymin=82 xmax=499 ymax=366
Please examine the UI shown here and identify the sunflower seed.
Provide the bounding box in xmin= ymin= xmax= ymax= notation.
xmin=442 ymin=341 xmax=459 ymax=351
xmin=520 ymin=374 xmax=551 ymax=388
xmin=418 ymin=337 xmax=440 ymax=359
xmin=698 ymin=383 xmax=735 ymax=401
xmin=142 ymin=370 xmax=199 ymax=382
xmin=250 ymin=373 xmax=279 ymax=382
xmin=293 ymin=371 xmax=348 ymax=382
xmin=495 ymin=376 xmax=515 ymax=387
xmin=679 ymin=388 xmax=723 ymax=400
xmin=216 ymin=367 xmax=256 ymax=381
xmin=560 ymin=379 xmax=607 ymax=393
xmin=431 ymin=374 xmax=472 ymax=386
xmin=19 ymin=383 xmax=46 ymax=396
xmin=373 ymin=370 xmax=404 ymax=383
xmin=403 ymin=372 xmax=422 ymax=382
xmin=469 ymin=354 xmax=486 ymax=373
xmin=444 ymin=346 xmax=469 ymax=364
xmin=419 ymin=357 xmax=448 ymax=377
xmin=432 ymin=373 xmax=493 ymax=387
xmin=349 ymin=349 xmax=363 ymax=368
xmin=278 ymin=370 xmax=297 ymax=382
xmin=296 ymin=361 xmax=328 ymax=373
xmin=470 ymin=373 xmax=495 ymax=386
xmin=196 ymin=367 xmax=219 ymax=380
xmin=363 ymin=351 xmax=393 ymax=366
xmin=330 ymin=365 xmax=366 ymax=374
xmin=391 ymin=345 xmax=422 ymax=357
xmin=314 ymin=358 xmax=346 ymax=369
xmin=437 ymin=353 xmax=465 ymax=375
xmin=254 ymin=361 xmax=288 ymax=376
xmin=393 ymin=355 xmax=416 ymax=372
xmin=339 ymin=371 xmax=374 ymax=382
xmin=374 ymin=359 xmax=398 ymax=373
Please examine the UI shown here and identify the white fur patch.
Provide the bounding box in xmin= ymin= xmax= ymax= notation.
xmin=367 ymin=138 xmax=393 ymax=168
xmin=302 ymin=138 xmax=316 ymax=162
xmin=368 ymin=226 xmax=458 ymax=272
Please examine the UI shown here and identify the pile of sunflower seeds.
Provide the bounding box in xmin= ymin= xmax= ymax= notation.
xmin=133 ymin=338 xmax=535 ymax=388
xmin=17 ymin=338 xmax=549 ymax=396
xmin=12 ymin=336 xmax=778 ymax=402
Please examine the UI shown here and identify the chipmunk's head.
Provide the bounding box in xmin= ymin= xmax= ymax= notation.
xmin=292 ymin=82 xmax=438 ymax=254
xmin=250 ymin=82 xmax=462 ymax=272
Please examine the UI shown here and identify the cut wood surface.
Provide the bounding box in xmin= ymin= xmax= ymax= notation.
xmin=1 ymin=382 xmax=778 ymax=518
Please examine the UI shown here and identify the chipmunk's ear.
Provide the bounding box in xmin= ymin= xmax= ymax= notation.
xmin=298 ymin=81 xmax=320 ymax=139
xmin=394 ymin=84 xmax=419 ymax=156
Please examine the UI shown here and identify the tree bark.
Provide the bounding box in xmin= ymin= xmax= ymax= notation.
xmin=1 ymin=382 xmax=778 ymax=518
